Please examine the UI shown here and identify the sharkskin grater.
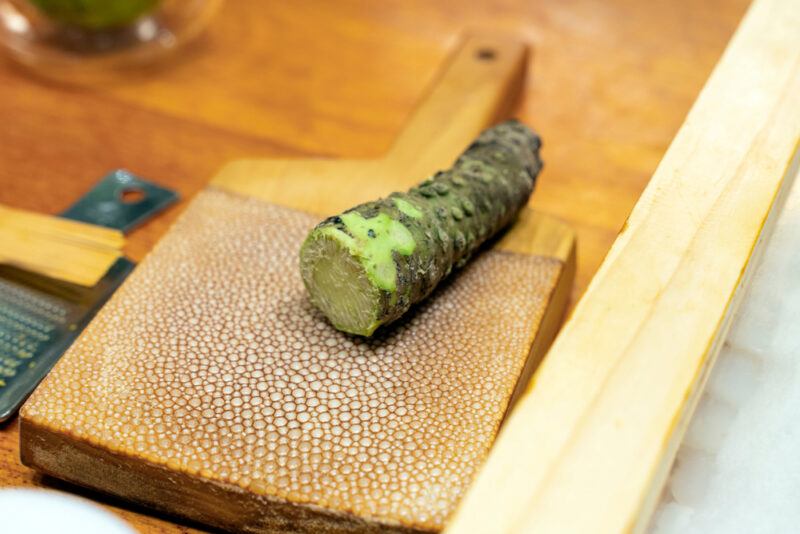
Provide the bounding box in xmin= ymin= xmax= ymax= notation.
xmin=20 ymin=36 xmax=576 ymax=533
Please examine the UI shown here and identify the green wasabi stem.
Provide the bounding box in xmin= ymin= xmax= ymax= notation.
xmin=30 ymin=0 xmax=160 ymax=30
xmin=300 ymin=119 xmax=543 ymax=336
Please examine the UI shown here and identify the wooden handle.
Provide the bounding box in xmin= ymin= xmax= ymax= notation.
xmin=212 ymin=34 xmax=530 ymax=215
xmin=385 ymin=34 xmax=528 ymax=185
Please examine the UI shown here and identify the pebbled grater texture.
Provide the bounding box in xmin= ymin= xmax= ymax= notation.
xmin=21 ymin=187 xmax=562 ymax=533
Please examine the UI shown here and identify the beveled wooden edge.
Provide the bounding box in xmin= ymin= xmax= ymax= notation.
xmin=505 ymin=238 xmax=575 ymax=413
xmin=19 ymin=422 xmax=420 ymax=534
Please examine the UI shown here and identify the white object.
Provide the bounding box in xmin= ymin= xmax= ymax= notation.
xmin=0 ymin=488 xmax=135 ymax=534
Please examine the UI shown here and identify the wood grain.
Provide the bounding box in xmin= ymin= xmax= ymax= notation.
xmin=0 ymin=0 xmax=750 ymax=532
xmin=446 ymin=0 xmax=800 ymax=532
xmin=211 ymin=34 xmax=530 ymax=217
xmin=0 ymin=204 xmax=124 ymax=286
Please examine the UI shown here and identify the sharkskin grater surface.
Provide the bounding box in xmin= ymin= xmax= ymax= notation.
xmin=21 ymin=187 xmax=561 ymax=532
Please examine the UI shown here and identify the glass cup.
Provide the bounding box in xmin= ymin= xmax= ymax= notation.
xmin=0 ymin=0 xmax=222 ymax=82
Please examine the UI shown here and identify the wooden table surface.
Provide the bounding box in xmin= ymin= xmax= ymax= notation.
xmin=0 ymin=0 xmax=749 ymax=532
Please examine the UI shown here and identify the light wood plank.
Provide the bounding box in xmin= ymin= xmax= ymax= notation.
xmin=0 ymin=204 xmax=124 ymax=286
xmin=445 ymin=0 xmax=800 ymax=532
xmin=650 ymin=129 xmax=800 ymax=533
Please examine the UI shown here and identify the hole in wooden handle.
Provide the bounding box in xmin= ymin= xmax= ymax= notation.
xmin=475 ymin=47 xmax=497 ymax=61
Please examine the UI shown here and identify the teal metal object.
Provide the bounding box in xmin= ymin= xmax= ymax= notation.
xmin=61 ymin=169 xmax=179 ymax=232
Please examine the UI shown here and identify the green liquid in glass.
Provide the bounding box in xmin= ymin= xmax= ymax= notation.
xmin=30 ymin=0 xmax=161 ymax=30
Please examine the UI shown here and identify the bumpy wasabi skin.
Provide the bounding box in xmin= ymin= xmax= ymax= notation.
xmin=300 ymin=120 xmax=543 ymax=336
xmin=30 ymin=0 xmax=160 ymax=30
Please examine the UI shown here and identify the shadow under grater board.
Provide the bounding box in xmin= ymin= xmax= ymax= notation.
xmin=20 ymin=188 xmax=563 ymax=533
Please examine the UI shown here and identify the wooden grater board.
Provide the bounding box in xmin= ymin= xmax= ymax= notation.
xmin=19 ymin=35 xmax=575 ymax=533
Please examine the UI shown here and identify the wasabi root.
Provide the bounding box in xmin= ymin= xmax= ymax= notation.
xmin=300 ymin=119 xmax=543 ymax=336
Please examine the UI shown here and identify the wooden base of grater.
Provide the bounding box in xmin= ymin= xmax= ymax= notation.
xmin=19 ymin=35 xmax=575 ymax=533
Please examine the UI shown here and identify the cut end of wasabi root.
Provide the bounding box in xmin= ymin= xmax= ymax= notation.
xmin=300 ymin=233 xmax=383 ymax=337
xmin=299 ymin=119 xmax=543 ymax=337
